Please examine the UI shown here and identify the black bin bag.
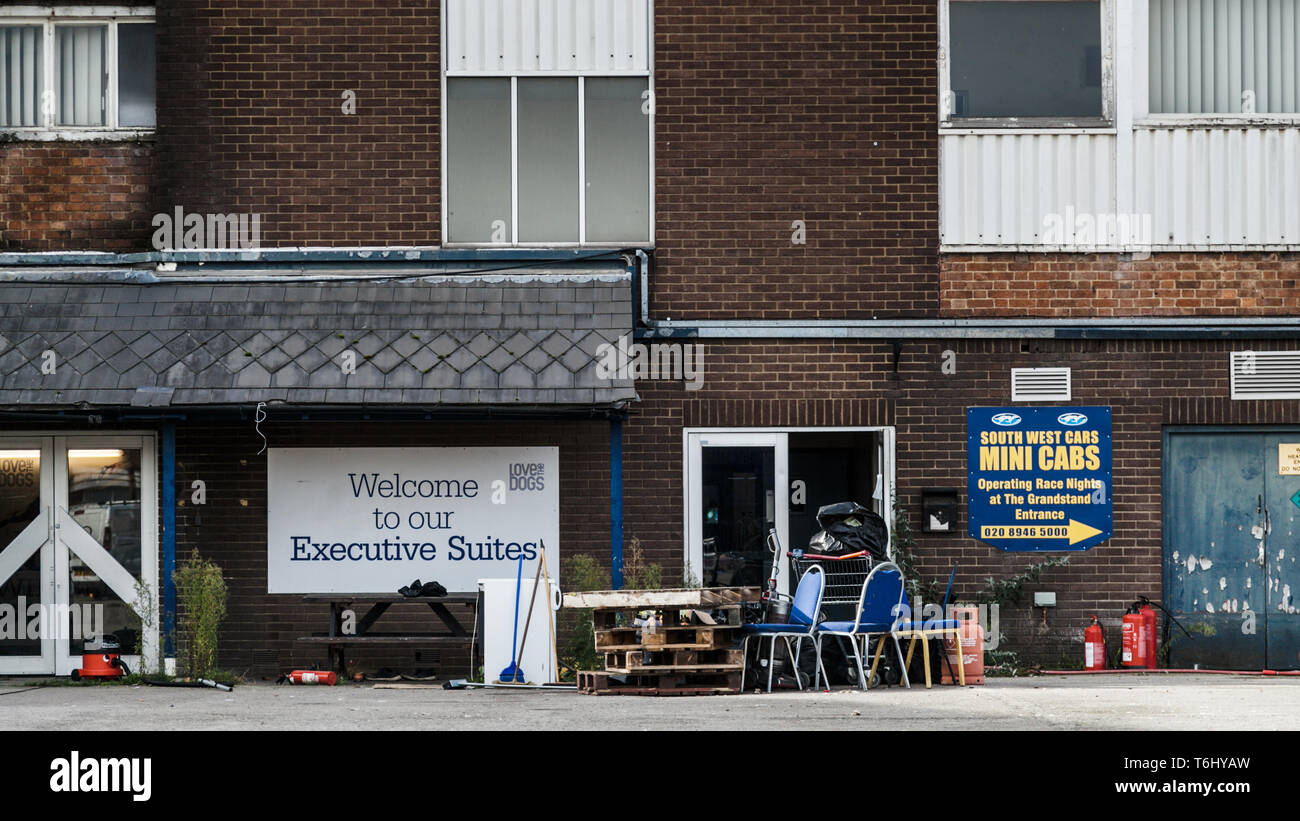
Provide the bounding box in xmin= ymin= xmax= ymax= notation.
xmin=807 ymin=501 xmax=889 ymax=561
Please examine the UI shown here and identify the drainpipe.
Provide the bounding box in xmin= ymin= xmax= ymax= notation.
xmin=635 ymin=249 xmax=650 ymax=327
xmin=161 ymin=422 xmax=177 ymax=657
xmin=610 ymin=415 xmax=624 ymax=590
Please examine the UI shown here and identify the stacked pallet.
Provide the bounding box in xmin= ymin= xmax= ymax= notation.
xmin=564 ymin=587 xmax=760 ymax=696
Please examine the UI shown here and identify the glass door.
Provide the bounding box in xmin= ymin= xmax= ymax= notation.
xmin=0 ymin=435 xmax=157 ymax=676
xmin=0 ymin=440 xmax=55 ymax=674
xmin=685 ymin=432 xmax=788 ymax=594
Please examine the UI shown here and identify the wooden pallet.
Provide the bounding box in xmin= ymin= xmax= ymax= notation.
xmin=594 ymin=623 xmax=739 ymax=651
xmin=602 ymin=647 xmax=743 ymax=672
xmin=576 ymin=669 xmax=742 ymax=696
xmin=564 ymin=587 xmax=760 ymax=610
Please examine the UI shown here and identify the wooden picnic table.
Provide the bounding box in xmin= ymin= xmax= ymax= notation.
xmin=296 ymin=593 xmax=479 ymax=677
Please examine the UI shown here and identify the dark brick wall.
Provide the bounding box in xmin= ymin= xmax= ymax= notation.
xmin=174 ymin=418 xmax=609 ymax=675
xmin=652 ymin=0 xmax=939 ymax=319
xmin=0 ymin=142 xmax=155 ymax=251
xmin=154 ymin=0 xmax=441 ymax=246
xmin=622 ymin=338 xmax=1300 ymax=663
xmin=4 ymin=0 xmax=940 ymax=309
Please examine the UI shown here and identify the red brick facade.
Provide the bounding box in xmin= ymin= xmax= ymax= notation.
xmin=941 ymin=253 xmax=1300 ymax=317
xmin=0 ymin=142 xmax=155 ymax=251
xmin=624 ymin=338 xmax=1299 ymax=659
xmin=2 ymin=1 xmax=1298 ymax=671
xmin=174 ymin=418 xmax=609 ymax=673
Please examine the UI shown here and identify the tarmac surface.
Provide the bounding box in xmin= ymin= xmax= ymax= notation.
xmin=3 ymin=673 xmax=1300 ymax=731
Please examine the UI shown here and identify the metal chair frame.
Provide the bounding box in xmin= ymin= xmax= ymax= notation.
xmin=742 ymin=564 xmax=827 ymax=693
xmin=815 ymin=561 xmax=912 ymax=691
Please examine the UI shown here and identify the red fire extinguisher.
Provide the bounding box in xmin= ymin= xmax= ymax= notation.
xmin=284 ymin=670 xmax=338 ymax=686
xmin=1121 ymin=604 xmax=1147 ymax=667
xmin=1138 ymin=602 xmax=1158 ymax=670
xmin=1084 ymin=615 xmax=1106 ymax=671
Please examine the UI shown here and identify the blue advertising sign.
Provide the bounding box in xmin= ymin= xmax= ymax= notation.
xmin=967 ymin=407 xmax=1112 ymax=552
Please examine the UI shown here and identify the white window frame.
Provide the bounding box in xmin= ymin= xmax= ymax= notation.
xmin=682 ymin=426 xmax=896 ymax=597
xmin=0 ymin=6 xmax=155 ymax=140
xmin=939 ymin=0 xmax=1116 ymax=131
xmin=439 ymin=5 xmax=655 ymax=249
xmin=1134 ymin=0 xmax=1300 ymax=128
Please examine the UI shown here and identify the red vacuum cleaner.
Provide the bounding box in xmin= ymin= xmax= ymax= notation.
xmin=72 ymin=634 xmax=131 ymax=680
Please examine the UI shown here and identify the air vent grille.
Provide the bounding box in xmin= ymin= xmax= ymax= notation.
xmin=1011 ymin=367 xmax=1072 ymax=402
xmin=1230 ymin=351 xmax=1300 ymax=400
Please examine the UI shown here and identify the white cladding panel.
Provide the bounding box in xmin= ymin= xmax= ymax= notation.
xmin=942 ymin=127 xmax=1300 ymax=248
xmin=1134 ymin=126 xmax=1300 ymax=245
xmin=940 ymin=132 xmax=1117 ymax=247
xmin=446 ymin=0 xmax=650 ymax=74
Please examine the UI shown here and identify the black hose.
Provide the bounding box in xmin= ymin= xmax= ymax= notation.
xmin=142 ymin=678 xmax=233 ymax=691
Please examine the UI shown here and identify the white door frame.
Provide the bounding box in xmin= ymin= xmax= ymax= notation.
xmin=0 ymin=438 xmax=56 ymax=675
xmin=0 ymin=432 xmax=158 ymax=676
xmin=683 ymin=426 xmax=896 ymax=598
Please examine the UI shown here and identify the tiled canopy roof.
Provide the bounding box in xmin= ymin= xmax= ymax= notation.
xmin=0 ymin=271 xmax=634 ymax=407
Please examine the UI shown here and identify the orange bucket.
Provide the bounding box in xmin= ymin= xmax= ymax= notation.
xmin=941 ymin=606 xmax=984 ymax=685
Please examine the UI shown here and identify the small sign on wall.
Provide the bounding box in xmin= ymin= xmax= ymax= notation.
xmin=1279 ymin=443 xmax=1300 ymax=475
xmin=267 ymin=447 xmax=559 ymax=593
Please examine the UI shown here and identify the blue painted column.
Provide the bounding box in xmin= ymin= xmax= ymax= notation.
xmin=161 ymin=421 xmax=177 ymax=656
xmin=610 ymin=416 xmax=624 ymax=589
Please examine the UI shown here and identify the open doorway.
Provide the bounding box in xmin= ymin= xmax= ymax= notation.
xmin=684 ymin=427 xmax=893 ymax=596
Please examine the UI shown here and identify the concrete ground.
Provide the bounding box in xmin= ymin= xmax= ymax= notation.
xmin=3 ymin=673 xmax=1299 ymax=730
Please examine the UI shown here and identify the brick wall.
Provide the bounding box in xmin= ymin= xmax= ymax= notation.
xmin=0 ymin=142 xmax=155 ymax=252
xmin=4 ymin=1 xmax=941 ymax=309
xmin=942 ymin=253 xmax=1300 ymax=317
xmin=652 ymin=0 xmax=939 ymax=319
xmin=155 ymin=0 xmax=440 ymax=246
xmin=174 ymin=418 xmax=609 ymax=675
xmin=622 ymin=337 xmax=1300 ymax=662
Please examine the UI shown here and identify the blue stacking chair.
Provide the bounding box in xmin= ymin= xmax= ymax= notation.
xmin=742 ymin=564 xmax=826 ymax=692
xmin=814 ymin=561 xmax=911 ymax=691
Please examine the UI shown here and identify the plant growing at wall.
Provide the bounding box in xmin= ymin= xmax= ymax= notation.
xmin=621 ymin=536 xmax=662 ymax=590
xmin=172 ymin=553 xmax=228 ymax=679
xmin=888 ymin=495 xmax=945 ymax=605
xmin=560 ymin=554 xmax=607 ymax=678
xmin=973 ymin=556 xmax=1071 ymax=607
xmin=131 ymin=578 xmax=161 ymax=675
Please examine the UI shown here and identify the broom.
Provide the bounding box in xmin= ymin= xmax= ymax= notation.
xmin=504 ymin=556 xmax=547 ymax=684
xmin=498 ymin=553 xmax=526 ymax=683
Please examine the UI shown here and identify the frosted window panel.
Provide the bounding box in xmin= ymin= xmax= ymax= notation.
xmin=584 ymin=77 xmax=651 ymax=243
xmin=0 ymin=26 xmax=43 ymax=127
xmin=118 ymin=23 xmax=156 ymax=127
xmin=56 ymin=25 xmax=107 ymax=127
xmin=518 ymin=78 xmax=579 ymax=243
xmin=950 ymin=1 xmax=1104 ymax=118
xmin=446 ymin=78 xmax=512 ymax=243
xmin=1150 ymin=0 xmax=1300 ymax=114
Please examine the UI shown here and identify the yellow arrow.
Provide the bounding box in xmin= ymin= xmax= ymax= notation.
xmin=979 ymin=520 xmax=1103 ymax=545
xmin=1066 ymin=519 xmax=1103 ymax=544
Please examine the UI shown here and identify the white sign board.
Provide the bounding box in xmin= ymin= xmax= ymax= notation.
xmin=267 ymin=447 xmax=559 ymax=593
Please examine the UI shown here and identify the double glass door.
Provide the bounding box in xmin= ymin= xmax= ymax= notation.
xmin=0 ymin=435 xmax=157 ymax=675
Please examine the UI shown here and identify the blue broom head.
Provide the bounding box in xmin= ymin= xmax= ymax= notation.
xmin=499 ymin=663 xmax=525 ymax=683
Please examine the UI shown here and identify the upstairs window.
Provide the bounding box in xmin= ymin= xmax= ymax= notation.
xmin=1149 ymin=0 xmax=1300 ymax=115
xmin=942 ymin=0 xmax=1110 ymax=126
xmin=0 ymin=9 xmax=155 ymax=136
xmin=442 ymin=0 xmax=653 ymax=247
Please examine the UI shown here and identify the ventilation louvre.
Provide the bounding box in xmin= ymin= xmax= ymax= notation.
xmin=1011 ymin=367 xmax=1071 ymax=402
xmin=1230 ymin=351 xmax=1300 ymax=400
